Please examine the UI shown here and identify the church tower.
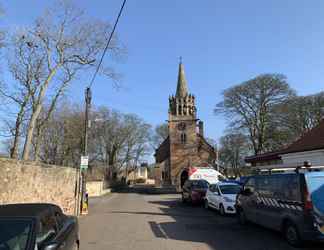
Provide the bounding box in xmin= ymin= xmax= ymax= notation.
xmin=168 ymin=61 xmax=198 ymax=186
xmin=154 ymin=60 xmax=216 ymax=190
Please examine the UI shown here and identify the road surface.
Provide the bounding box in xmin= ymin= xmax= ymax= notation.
xmin=79 ymin=191 xmax=323 ymax=250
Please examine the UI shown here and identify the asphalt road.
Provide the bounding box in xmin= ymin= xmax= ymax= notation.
xmin=79 ymin=191 xmax=323 ymax=250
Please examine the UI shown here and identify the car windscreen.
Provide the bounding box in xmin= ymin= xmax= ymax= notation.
xmin=0 ymin=219 xmax=33 ymax=250
xmin=219 ymin=185 xmax=241 ymax=194
xmin=192 ymin=180 xmax=209 ymax=189
xmin=305 ymin=173 xmax=324 ymax=215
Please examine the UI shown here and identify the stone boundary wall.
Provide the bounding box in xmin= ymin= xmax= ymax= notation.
xmin=0 ymin=157 xmax=79 ymax=215
xmin=87 ymin=180 xmax=111 ymax=197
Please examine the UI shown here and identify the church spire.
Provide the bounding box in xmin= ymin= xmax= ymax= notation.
xmin=176 ymin=58 xmax=188 ymax=98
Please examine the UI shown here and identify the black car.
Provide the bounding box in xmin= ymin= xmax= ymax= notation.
xmin=0 ymin=203 xmax=79 ymax=250
xmin=236 ymin=171 xmax=324 ymax=246
xmin=182 ymin=179 xmax=209 ymax=204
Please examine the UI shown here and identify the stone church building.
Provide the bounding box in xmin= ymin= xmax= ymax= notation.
xmin=154 ymin=62 xmax=216 ymax=190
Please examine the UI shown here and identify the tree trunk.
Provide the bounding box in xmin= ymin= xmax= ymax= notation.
xmin=22 ymin=69 xmax=57 ymax=160
xmin=34 ymin=124 xmax=42 ymax=161
xmin=23 ymin=109 xmax=40 ymax=160
xmin=10 ymin=115 xmax=22 ymax=159
xmin=10 ymin=94 xmax=30 ymax=159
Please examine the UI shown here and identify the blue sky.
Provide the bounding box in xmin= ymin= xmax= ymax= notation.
xmin=2 ymin=0 xmax=324 ymax=144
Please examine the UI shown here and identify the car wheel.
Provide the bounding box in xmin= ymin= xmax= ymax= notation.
xmin=237 ymin=209 xmax=247 ymax=225
xmin=219 ymin=204 xmax=225 ymax=216
xmin=284 ymin=222 xmax=302 ymax=247
xmin=204 ymin=199 xmax=209 ymax=209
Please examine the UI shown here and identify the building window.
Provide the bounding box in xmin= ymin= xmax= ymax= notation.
xmin=180 ymin=133 xmax=187 ymax=144
xmin=178 ymin=105 xmax=182 ymax=115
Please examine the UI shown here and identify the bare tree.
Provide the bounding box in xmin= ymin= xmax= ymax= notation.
xmin=35 ymin=102 xmax=84 ymax=166
xmin=151 ymin=123 xmax=168 ymax=149
xmin=215 ymin=74 xmax=295 ymax=155
xmin=275 ymin=92 xmax=324 ymax=135
xmin=83 ymin=107 xmax=152 ymax=179
xmin=1 ymin=35 xmax=45 ymax=158
xmin=219 ymin=132 xmax=250 ymax=177
xmin=6 ymin=1 xmax=125 ymax=160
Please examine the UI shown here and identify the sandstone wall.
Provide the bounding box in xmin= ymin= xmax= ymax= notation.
xmin=86 ymin=180 xmax=111 ymax=197
xmin=0 ymin=158 xmax=79 ymax=215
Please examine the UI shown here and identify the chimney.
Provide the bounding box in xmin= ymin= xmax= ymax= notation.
xmin=198 ymin=121 xmax=204 ymax=137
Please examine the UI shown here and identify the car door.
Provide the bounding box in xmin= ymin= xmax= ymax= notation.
xmin=37 ymin=211 xmax=60 ymax=249
xmin=53 ymin=207 xmax=76 ymax=250
xmin=213 ymin=185 xmax=222 ymax=209
xmin=240 ymin=177 xmax=258 ymax=223
xmin=182 ymin=181 xmax=191 ymax=200
xmin=205 ymin=185 xmax=212 ymax=204
xmin=208 ymin=185 xmax=217 ymax=206
xmin=256 ymin=175 xmax=294 ymax=230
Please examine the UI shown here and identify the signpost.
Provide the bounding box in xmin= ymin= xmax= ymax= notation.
xmin=81 ymin=156 xmax=89 ymax=170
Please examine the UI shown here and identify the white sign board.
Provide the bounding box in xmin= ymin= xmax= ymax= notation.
xmin=80 ymin=156 xmax=88 ymax=170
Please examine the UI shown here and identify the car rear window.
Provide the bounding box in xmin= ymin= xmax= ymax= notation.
xmin=305 ymin=173 xmax=324 ymax=215
xmin=0 ymin=219 xmax=32 ymax=250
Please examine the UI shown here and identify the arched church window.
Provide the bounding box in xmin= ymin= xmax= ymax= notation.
xmin=180 ymin=133 xmax=187 ymax=144
xmin=178 ymin=105 xmax=182 ymax=115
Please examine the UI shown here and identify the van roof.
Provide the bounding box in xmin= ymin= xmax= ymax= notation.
xmin=218 ymin=182 xmax=240 ymax=186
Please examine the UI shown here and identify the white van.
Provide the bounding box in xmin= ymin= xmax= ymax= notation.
xmin=188 ymin=167 xmax=225 ymax=184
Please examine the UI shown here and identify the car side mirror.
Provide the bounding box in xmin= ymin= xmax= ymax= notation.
xmin=41 ymin=242 xmax=59 ymax=250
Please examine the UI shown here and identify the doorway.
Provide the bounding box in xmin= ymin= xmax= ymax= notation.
xmin=180 ymin=169 xmax=189 ymax=188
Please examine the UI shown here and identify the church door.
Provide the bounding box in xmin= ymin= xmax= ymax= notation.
xmin=180 ymin=170 xmax=189 ymax=188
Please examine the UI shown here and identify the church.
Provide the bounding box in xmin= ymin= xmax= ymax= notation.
xmin=154 ymin=61 xmax=216 ymax=190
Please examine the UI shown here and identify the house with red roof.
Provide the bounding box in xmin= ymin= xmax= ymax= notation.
xmin=245 ymin=119 xmax=324 ymax=169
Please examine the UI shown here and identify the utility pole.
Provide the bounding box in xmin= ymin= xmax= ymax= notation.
xmin=84 ymin=87 xmax=92 ymax=155
xmin=77 ymin=0 xmax=126 ymax=214
xmin=80 ymin=87 xmax=91 ymax=214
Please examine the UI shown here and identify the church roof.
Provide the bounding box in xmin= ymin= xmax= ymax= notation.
xmin=155 ymin=136 xmax=170 ymax=163
xmin=197 ymin=134 xmax=217 ymax=158
xmin=176 ymin=62 xmax=188 ymax=97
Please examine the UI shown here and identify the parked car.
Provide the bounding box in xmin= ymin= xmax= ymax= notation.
xmin=182 ymin=179 xmax=209 ymax=204
xmin=236 ymin=171 xmax=324 ymax=246
xmin=0 ymin=203 xmax=79 ymax=250
xmin=204 ymin=182 xmax=241 ymax=215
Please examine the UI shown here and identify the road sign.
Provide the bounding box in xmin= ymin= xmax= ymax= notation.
xmin=80 ymin=156 xmax=89 ymax=170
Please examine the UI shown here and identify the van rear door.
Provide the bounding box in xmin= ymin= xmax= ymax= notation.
xmin=305 ymin=172 xmax=324 ymax=235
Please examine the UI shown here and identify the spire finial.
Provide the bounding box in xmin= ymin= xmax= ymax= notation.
xmin=179 ymin=56 xmax=182 ymax=64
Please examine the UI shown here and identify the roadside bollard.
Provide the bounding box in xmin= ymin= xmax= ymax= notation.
xmin=82 ymin=192 xmax=89 ymax=215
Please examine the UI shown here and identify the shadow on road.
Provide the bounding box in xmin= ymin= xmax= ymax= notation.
xmin=106 ymin=186 xmax=324 ymax=250
xmin=147 ymin=197 xmax=324 ymax=250
xmin=107 ymin=210 xmax=212 ymax=218
xmin=110 ymin=185 xmax=179 ymax=195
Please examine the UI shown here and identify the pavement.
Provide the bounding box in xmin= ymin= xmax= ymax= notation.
xmin=79 ymin=191 xmax=323 ymax=250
